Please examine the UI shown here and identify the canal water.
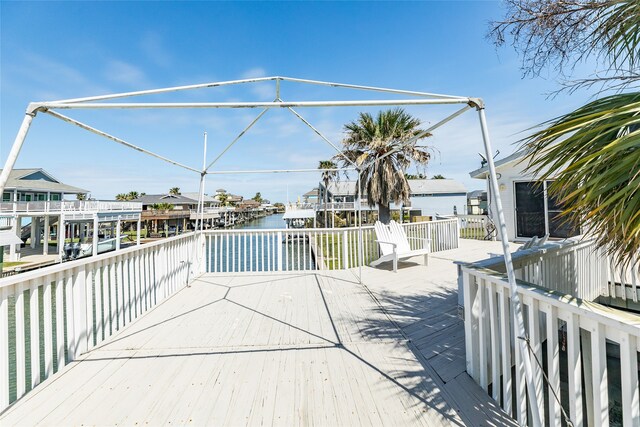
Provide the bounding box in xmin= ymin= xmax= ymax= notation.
xmin=208 ymin=213 xmax=316 ymax=272
xmin=232 ymin=212 xmax=286 ymax=230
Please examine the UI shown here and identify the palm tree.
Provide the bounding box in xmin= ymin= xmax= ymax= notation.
xmin=217 ymin=193 xmax=229 ymax=207
xmin=252 ymin=192 xmax=263 ymax=203
xmin=115 ymin=193 xmax=128 ymax=201
xmin=318 ymin=160 xmax=337 ymax=228
xmin=127 ymin=191 xmax=140 ymax=200
xmin=169 ymin=187 xmax=180 ymax=196
xmin=152 ymin=203 xmax=174 ymax=211
xmin=491 ymin=0 xmax=640 ymax=269
xmin=523 ymin=93 xmax=640 ymax=269
xmin=333 ymin=108 xmax=431 ymax=224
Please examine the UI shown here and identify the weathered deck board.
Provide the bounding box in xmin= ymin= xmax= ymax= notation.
xmin=0 ymin=239 xmax=519 ymax=426
xmin=359 ymin=239 xmax=522 ymax=426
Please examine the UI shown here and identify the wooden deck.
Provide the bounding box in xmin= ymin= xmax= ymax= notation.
xmin=0 ymin=240 xmax=519 ymax=426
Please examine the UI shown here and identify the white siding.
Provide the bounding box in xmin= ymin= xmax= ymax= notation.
xmin=483 ymin=159 xmax=556 ymax=241
xmin=409 ymin=194 xmax=467 ymax=218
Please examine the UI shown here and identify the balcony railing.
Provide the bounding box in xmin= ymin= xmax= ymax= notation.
xmin=456 ymin=214 xmax=496 ymax=241
xmin=0 ymin=233 xmax=199 ymax=410
xmin=203 ymin=219 xmax=459 ymax=273
xmin=0 ymin=201 xmax=142 ymax=215
xmin=460 ymin=240 xmax=640 ymax=426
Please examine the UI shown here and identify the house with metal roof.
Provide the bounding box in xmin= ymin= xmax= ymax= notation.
xmin=319 ymin=178 xmax=468 ymax=219
xmin=133 ymin=194 xmax=198 ymax=236
xmin=0 ymin=169 xmax=141 ymax=264
xmin=0 ymin=168 xmax=88 ymax=202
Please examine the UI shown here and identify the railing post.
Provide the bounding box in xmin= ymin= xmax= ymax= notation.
xmin=0 ymin=286 xmax=8 ymax=409
xmin=620 ymin=334 xmax=640 ymax=427
xmin=342 ymin=229 xmax=349 ymax=269
xmin=462 ymin=269 xmax=479 ymax=381
xmin=73 ymin=265 xmax=88 ymax=358
xmin=277 ymin=231 xmax=283 ymax=271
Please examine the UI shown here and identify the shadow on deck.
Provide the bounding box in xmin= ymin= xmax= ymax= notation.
xmin=1 ymin=240 xmax=518 ymax=426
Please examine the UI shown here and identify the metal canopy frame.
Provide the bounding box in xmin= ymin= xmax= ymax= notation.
xmin=0 ymin=76 xmax=542 ymax=424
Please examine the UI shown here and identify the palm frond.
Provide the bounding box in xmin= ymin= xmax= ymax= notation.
xmin=524 ymin=91 xmax=640 ymax=269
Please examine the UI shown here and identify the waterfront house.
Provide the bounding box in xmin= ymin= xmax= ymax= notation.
xmin=318 ymin=178 xmax=467 ymax=219
xmin=302 ymin=188 xmax=319 ymax=204
xmin=0 ymin=168 xmax=87 ymax=203
xmin=469 ymin=150 xmax=580 ymax=240
xmin=0 ymin=168 xmax=141 ymax=262
xmin=134 ymin=194 xmax=198 ymax=236
xmin=467 ymin=190 xmax=487 ymax=215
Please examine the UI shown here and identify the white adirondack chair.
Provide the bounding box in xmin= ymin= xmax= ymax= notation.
xmin=371 ymin=220 xmax=431 ymax=272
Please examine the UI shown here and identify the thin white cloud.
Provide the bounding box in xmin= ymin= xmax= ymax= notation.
xmin=139 ymin=32 xmax=172 ymax=67
xmin=241 ymin=67 xmax=268 ymax=79
xmin=104 ymin=60 xmax=149 ymax=87
xmin=8 ymin=52 xmax=110 ymax=99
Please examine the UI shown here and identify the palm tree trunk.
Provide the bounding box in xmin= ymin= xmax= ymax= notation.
xmin=378 ymin=204 xmax=391 ymax=224
xmin=323 ymin=181 xmax=328 ymax=228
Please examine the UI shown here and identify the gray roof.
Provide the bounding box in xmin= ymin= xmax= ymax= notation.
xmin=0 ymin=168 xmax=88 ymax=194
xmin=467 ymin=190 xmax=486 ymax=198
xmin=181 ymin=192 xmax=218 ymax=203
xmin=408 ymin=179 xmax=467 ymax=194
xmin=469 ymin=150 xmax=529 ymax=179
xmin=325 ymin=179 xmax=466 ymax=196
xmin=133 ymin=194 xmax=198 ymax=205
xmin=303 ymin=188 xmax=319 ymax=197
xmin=325 ymin=181 xmax=358 ymax=196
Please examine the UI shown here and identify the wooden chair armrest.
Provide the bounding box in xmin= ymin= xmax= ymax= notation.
xmin=375 ymin=240 xmax=397 ymax=248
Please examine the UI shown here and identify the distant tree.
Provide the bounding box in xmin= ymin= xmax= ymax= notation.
xmin=432 ymin=174 xmax=446 ymax=179
xmin=252 ymin=192 xmax=263 ymax=203
xmin=333 ymin=108 xmax=431 ymax=224
xmin=152 ymin=203 xmax=174 ymax=211
xmin=169 ymin=187 xmax=181 ymax=195
xmin=404 ymin=173 xmax=426 ymax=179
xmin=318 ymin=160 xmax=338 ymax=228
xmin=76 ymin=193 xmax=87 ymax=201
xmin=217 ymin=193 xmax=229 ymax=207
xmin=115 ymin=191 xmax=141 ymax=201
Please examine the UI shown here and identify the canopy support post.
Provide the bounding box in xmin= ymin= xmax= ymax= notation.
xmin=0 ymin=112 xmax=36 ymax=196
xmin=477 ymin=106 xmax=542 ymax=425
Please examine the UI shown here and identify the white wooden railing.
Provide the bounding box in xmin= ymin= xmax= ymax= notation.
xmin=0 ymin=233 xmax=199 ymax=411
xmin=473 ymin=238 xmax=639 ymax=303
xmin=461 ymin=238 xmax=640 ymax=427
xmin=203 ymin=219 xmax=459 ymax=273
xmin=0 ymin=219 xmax=458 ymax=412
xmin=0 ymin=200 xmax=142 ymax=214
xmin=457 ymin=214 xmax=496 ymax=241
xmin=462 ymin=265 xmax=640 ymax=427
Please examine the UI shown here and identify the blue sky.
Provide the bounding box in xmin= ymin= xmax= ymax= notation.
xmin=1 ymin=1 xmax=592 ymax=202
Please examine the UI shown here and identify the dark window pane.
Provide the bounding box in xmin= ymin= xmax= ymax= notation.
xmin=515 ymin=182 xmax=545 ymax=238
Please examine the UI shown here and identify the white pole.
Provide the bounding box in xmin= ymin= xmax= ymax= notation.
xmin=477 ymin=107 xmax=542 ymax=425
xmin=357 ymin=169 xmax=363 ymax=284
xmin=136 ymin=216 xmax=141 ymax=245
xmin=199 ymin=133 xmax=207 ymax=233
xmin=0 ymin=113 xmax=36 ymax=196
xmin=116 ymin=217 xmax=121 ymax=251
xmin=38 ymin=98 xmax=471 ymax=110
